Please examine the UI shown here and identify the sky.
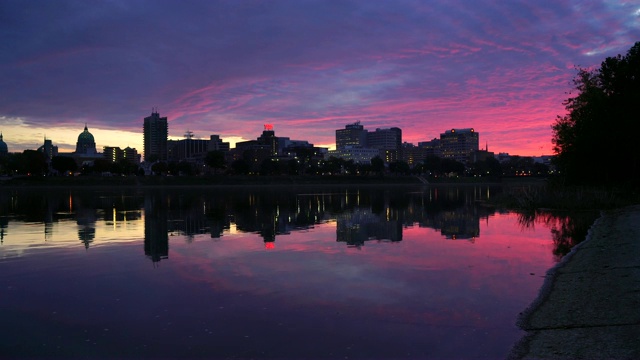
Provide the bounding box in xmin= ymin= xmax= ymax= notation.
xmin=1 ymin=0 xmax=639 ymax=157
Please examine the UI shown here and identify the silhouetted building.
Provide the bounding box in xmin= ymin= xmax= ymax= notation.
xmin=232 ymin=125 xmax=281 ymax=170
xmin=440 ymin=128 xmax=479 ymax=164
xmin=470 ymin=149 xmax=495 ymax=163
xmin=76 ymin=124 xmax=97 ymax=155
xmin=336 ymin=121 xmax=367 ymax=150
xmin=418 ymin=138 xmax=441 ymax=157
xmin=124 ymin=147 xmax=140 ymax=164
xmin=256 ymin=124 xmax=278 ymax=156
xmin=104 ymin=146 xmax=124 ymax=162
xmin=0 ymin=132 xmax=7 ymax=156
xmin=168 ymin=132 xmax=230 ymax=163
xmin=168 ymin=133 xmax=208 ymax=163
xmin=208 ymin=135 xmax=230 ymax=152
xmin=366 ymin=127 xmax=401 ymax=163
xmin=103 ymin=146 xmax=140 ymax=164
xmin=402 ymin=143 xmax=426 ymax=166
xmin=37 ymin=138 xmax=58 ymax=162
xmin=496 ymin=152 xmax=511 ymax=163
xmin=326 ymin=147 xmax=381 ymax=164
xmin=367 ymin=127 xmax=401 ymax=149
xmin=143 ymin=110 xmax=168 ymax=162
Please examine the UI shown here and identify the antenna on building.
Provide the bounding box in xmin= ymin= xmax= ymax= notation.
xmin=184 ymin=130 xmax=194 ymax=139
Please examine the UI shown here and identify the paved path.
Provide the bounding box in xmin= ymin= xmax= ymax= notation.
xmin=509 ymin=205 xmax=640 ymax=359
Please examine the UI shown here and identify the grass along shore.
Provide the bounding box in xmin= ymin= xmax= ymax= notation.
xmin=492 ymin=182 xmax=640 ymax=211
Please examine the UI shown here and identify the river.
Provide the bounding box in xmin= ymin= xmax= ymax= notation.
xmin=0 ymin=185 xmax=596 ymax=359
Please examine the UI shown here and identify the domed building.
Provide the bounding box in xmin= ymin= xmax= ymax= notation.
xmin=0 ymin=132 xmax=8 ymax=156
xmin=76 ymin=124 xmax=97 ymax=155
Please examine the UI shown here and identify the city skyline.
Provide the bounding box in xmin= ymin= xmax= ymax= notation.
xmin=1 ymin=1 xmax=639 ymax=156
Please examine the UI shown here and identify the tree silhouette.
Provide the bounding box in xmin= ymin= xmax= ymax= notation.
xmin=15 ymin=150 xmax=48 ymax=175
xmin=51 ymin=156 xmax=78 ymax=174
xmin=552 ymin=42 xmax=640 ymax=186
xmin=230 ymin=159 xmax=250 ymax=175
xmin=205 ymin=150 xmax=226 ymax=174
xmin=371 ymin=156 xmax=384 ymax=176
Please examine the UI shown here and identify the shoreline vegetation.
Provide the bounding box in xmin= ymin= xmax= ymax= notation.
xmin=493 ymin=181 xmax=640 ymax=212
xmin=3 ymin=174 xmax=638 ymax=213
xmin=0 ymin=173 xmax=517 ymax=187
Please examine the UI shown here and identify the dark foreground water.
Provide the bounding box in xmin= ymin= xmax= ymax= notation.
xmin=0 ymin=185 xmax=594 ymax=359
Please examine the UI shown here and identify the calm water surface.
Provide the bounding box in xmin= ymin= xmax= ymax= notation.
xmin=0 ymin=185 xmax=593 ymax=359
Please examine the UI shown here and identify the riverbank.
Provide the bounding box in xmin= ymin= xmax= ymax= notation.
xmin=0 ymin=174 xmax=533 ymax=188
xmin=509 ymin=205 xmax=640 ymax=359
xmin=0 ymin=174 xmax=421 ymax=187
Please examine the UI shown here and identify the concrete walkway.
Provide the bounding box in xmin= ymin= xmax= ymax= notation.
xmin=509 ymin=205 xmax=640 ymax=359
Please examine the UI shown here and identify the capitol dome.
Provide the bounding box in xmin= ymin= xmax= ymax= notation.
xmin=0 ymin=132 xmax=8 ymax=155
xmin=75 ymin=124 xmax=97 ymax=155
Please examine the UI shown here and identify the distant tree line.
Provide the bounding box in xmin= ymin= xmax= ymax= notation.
xmin=0 ymin=148 xmax=551 ymax=179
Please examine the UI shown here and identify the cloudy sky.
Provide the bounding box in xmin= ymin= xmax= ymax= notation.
xmin=1 ymin=0 xmax=639 ymax=156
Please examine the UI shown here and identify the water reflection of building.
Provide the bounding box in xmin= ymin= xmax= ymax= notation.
xmin=422 ymin=209 xmax=480 ymax=240
xmin=402 ymin=187 xmax=493 ymax=241
xmin=0 ymin=186 xmax=505 ymax=255
xmin=77 ymin=207 xmax=97 ymax=249
xmin=144 ymin=193 xmax=169 ymax=263
xmin=336 ymin=209 xmax=402 ymax=247
xmin=232 ymin=192 xmax=330 ymax=247
xmin=232 ymin=194 xmax=292 ymax=247
xmin=165 ymin=194 xmax=230 ymax=241
xmin=0 ymin=216 xmax=7 ymax=244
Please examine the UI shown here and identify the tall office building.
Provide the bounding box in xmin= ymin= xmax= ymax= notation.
xmin=208 ymin=135 xmax=230 ymax=152
xmin=367 ymin=127 xmax=402 ymax=163
xmin=336 ymin=121 xmax=367 ymax=150
xmin=104 ymin=146 xmax=125 ymax=162
xmin=143 ymin=110 xmax=168 ymax=162
xmin=367 ymin=127 xmax=401 ymax=150
xmin=439 ymin=128 xmax=479 ymax=164
xmin=37 ymin=138 xmax=58 ymax=162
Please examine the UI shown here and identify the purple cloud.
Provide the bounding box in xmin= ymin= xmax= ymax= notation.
xmin=1 ymin=0 xmax=638 ymax=155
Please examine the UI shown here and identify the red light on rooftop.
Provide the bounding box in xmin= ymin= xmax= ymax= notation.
xmin=265 ymin=242 xmax=275 ymax=250
xmin=264 ymin=124 xmax=273 ymax=131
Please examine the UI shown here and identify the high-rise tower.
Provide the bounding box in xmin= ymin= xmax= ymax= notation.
xmin=336 ymin=121 xmax=367 ymax=150
xmin=143 ymin=109 xmax=168 ymax=162
xmin=439 ymin=128 xmax=479 ymax=164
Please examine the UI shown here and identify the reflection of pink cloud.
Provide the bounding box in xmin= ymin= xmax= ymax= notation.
xmin=163 ymin=212 xmax=556 ymax=327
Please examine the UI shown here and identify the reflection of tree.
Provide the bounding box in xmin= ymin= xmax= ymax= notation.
xmin=518 ymin=211 xmax=599 ymax=261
